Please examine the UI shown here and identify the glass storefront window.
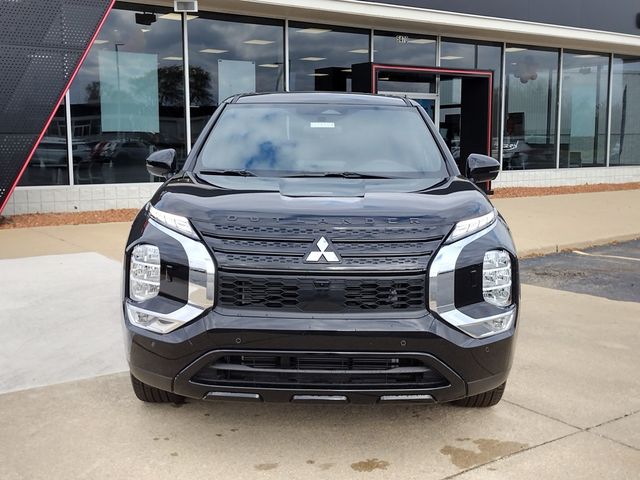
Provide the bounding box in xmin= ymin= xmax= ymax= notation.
xmin=373 ymin=30 xmax=436 ymax=66
xmin=188 ymin=13 xmax=284 ymax=143
xmin=69 ymin=4 xmax=186 ymax=184
xmin=441 ymin=40 xmax=503 ymax=159
xmin=440 ymin=41 xmax=476 ymax=70
xmin=19 ymin=102 xmax=68 ymax=186
xmin=504 ymin=46 xmax=559 ymax=170
xmin=560 ymin=52 xmax=609 ymax=168
xmin=289 ymin=22 xmax=369 ymax=92
xmin=610 ymin=55 xmax=640 ymax=166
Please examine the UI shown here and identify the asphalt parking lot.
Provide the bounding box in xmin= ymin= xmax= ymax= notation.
xmin=521 ymin=239 xmax=640 ymax=303
xmin=1 ymin=229 xmax=639 ymax=479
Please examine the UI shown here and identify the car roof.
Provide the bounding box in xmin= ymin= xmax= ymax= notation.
xmin=232 ymin=92 xmax=410 ymax=106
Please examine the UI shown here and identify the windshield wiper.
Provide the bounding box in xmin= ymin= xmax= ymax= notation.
xmin=197 ymin=169 xmax=257 ymax=177
xmin=283 ymin=171 xmax=394 ymax=179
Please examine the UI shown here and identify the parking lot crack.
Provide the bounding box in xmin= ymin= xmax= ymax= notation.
xmin=503 ymin=399 xmax=582 ymax=430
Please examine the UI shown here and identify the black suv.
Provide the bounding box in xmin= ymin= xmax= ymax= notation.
xmin=123 ymin=92 xmax=519 ymax=407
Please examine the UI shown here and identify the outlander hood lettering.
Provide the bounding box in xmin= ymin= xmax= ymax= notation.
xmin=305 ymin=236 xmax=340 ymax=263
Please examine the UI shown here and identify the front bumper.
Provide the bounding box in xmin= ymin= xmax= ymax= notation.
xmin=125 ymin=307 xmax=516 ymax=405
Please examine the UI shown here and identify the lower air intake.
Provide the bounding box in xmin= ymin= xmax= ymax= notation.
xmin=191 ymin=352 xmax=449 ymax=390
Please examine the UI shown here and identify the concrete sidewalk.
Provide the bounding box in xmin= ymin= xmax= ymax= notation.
xmin=493 ymin=189 xmax=640 ymax=256
xmin=1 ymin=189 xmax=639 ymax=260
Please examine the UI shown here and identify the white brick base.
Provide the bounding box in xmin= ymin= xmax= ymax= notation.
xmin=2 ymin=166 xmax=640 ymax=215
xmin=493 ymin=166 xmax=640 ymax=189
xmin=1 ymin=183 xmax=161 ymax=216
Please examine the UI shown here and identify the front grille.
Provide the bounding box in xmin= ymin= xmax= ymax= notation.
xmin=192 ymin=215 xmax=447 ymax=314
xmin=191 ymin=352 xmax=449 ymax=390
xmin=192 ymin=216 xmax=451 ymax=273
xmin=217 ymin=273 xmax=426 ymax=313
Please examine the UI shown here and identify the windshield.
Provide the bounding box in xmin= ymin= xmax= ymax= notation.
xmin=196 ymin=103 xmax=448 ymax=179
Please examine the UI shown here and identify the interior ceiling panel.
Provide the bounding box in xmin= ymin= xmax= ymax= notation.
xmin=0 ymin=0 xmax=115 ymax=213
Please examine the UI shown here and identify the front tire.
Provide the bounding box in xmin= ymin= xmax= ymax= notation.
xmin=130 ymin=374 xmax=185 ymax=404
xmin=453 ymin=382 xmax=506 ymax=408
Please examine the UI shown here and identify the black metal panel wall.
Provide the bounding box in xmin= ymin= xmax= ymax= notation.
xmin=356 ymin=0 xmax=640 ymax=36
xmin=0 ymin=0 xmax=114 ymax=212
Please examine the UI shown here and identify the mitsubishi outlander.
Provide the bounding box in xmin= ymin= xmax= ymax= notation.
xmin=123 ymin=92 xmax=519 ymax=407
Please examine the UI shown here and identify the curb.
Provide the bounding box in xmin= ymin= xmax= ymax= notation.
xmin=518 ymin=234 xmax=640 ymax=258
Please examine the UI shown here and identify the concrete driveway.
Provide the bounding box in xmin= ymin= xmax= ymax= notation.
xmin=1 ymin=256 xmax=639 ymax=478
xmin=1 ymin=282 xmax=639 ymax=479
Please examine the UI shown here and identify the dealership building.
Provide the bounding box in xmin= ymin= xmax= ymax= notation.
xmin=3 ymin=0 xmax=640 ymax=215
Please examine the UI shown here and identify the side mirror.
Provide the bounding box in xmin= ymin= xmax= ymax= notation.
xmin=146 ymin=149 xmax=176 ymax=178
xmin=466 ymin=154 xmax=500 ymax=183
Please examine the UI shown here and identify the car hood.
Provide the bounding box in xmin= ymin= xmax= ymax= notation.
xmin=150 ymin=174 xmax=493 ymax=231
xmin=144 ymin=174 xmax=494 ymax=273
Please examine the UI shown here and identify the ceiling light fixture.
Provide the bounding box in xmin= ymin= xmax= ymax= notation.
xmin=159 ymin=13 xmax=197 ymax=21
xmin=93 ymin=39 xmax=109 ymax=44
xmin=440 ymin=55 xmax=464 ymax=60
xmin=348 ymin=49 xmax=369 ymax=54
xmin=505 ymin=47 xmax=526 ymax=53
xmin=162 ymin=56 xmax=183 ymax=61
xmin=199 ymin=48 xmax=228 ymax=54
xmin=244 ymin=39 xmax=274 ymax=45
xmin=407 ymin=39 xmax=435 ymax=44
xmin=298 ymin=28 xmax=331 ymax=34
xmin=259 ymin=63 xmax=280 ymax=68
xmin=308 ymin=73 xmax=329 ymax=77
xmin=300 ymin=56 xmax=326 ymax=61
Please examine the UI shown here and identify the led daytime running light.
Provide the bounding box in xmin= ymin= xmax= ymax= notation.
xmin=149 ymin=205 xmax=196 ymax=238
xmin=449 ymin=209 xmax=496 ymax=242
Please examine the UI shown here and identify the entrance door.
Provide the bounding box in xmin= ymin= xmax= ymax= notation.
xmin=352 ymin=63 xmax=493 ymax=174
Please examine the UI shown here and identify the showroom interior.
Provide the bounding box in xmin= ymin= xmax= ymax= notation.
xmin=4 ymin=0 xmax=640 ymax=215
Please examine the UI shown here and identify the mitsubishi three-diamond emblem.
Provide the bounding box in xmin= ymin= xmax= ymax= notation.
xmin=305 ymin=236 xmax=341 ymax=263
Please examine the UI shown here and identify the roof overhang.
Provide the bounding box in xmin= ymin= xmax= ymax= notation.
xmin=142 ymin=0 xmax=640 ymax=55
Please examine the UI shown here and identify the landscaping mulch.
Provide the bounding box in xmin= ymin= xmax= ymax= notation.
xmin=491 ymin=182 xmax=640 ymax=198
xmin=0 ymin=209 xmax=138 ymax=229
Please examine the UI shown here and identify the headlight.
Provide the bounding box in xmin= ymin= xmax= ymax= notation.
xmin=129 ymin=244 xmax=160 ymax=301
xmin=429 ymin=219 xmax=517 ymax=338
xmin=149 ymin=205 xmax=197 ymax=239
xmin=125 ymin=217 xmax=216 ymax=334
xmin=483 ymin=250 xmax=512 ymax=307
xmin=448 ymin=209 xmax=496 ymax=243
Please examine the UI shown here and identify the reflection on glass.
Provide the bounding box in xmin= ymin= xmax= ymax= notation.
xmin=503 ymin=46 xmax=559 ymax=170
xmin=69 ymin=4 xmax=186 ymax=184
xmin=373 ymin=31 xmax=436 ymax=66
xmin=440 ymin=40 xmax=503 ymax=159
xmin=440 ymin=41 xmax=476 ymax=69
xmin=439 ymin=78 xmax=462 ymax=162
xmin=289 ymin=22 xmax=369 ymax=92
xmin=188 ymin=13 xmax=284 ymax=142
xmin=377 ymin=70 xmax=436 ymax=94
xmin=560 ymin=52 xmax=608 ymax=168
xmin=477 ymin=44 xmax=503 ymax=159
xmin=19 ymin=102 xmax=68 ymax=186
xmin=198 ymin=105 xmax=447 ymax=178
xmin=610 ymin=56 xmax=640 ymax=166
